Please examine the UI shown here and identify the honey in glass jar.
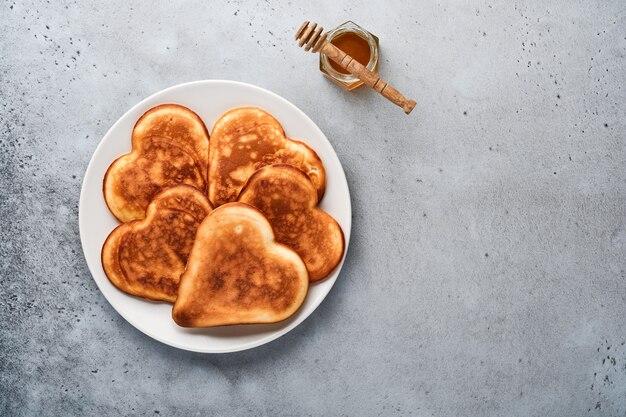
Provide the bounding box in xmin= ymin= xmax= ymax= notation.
xmin=319 ymin=21 xmax=380 ymax=91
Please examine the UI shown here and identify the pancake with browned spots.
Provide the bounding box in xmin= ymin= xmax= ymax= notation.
xmin=172 ymin=202 xmax=309 ymax=327
xmin=238 ymin=164 xmax=344 ymax=282
xmin=104 ymin=104 xmax=210 ymax=222
xmin=101 ymin=185 xmax=213 ymax=302
xmin=208 ymin=107 xmax=325 ymax=207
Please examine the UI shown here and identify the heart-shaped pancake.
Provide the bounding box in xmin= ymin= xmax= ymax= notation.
xmin=208 ymin=107 xmax=326 ymax=207
xmin=172 ymin=202 xmax=309 ymax=327
xmin=102 ymin=185 xmax=213 ymax=302
xmin=104 ymin=104 xmax=210 ymax=222
xmin=238 ymin=164 xmax=344 ymax=282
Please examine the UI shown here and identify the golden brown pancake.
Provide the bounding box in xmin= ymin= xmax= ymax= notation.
xmin=101 ymin=185 xmax=213 ymax=302
xmin=208 ymin=107 xmax=326 ymax=207
xmin=238 ymin=164 xmax=344 ymax=282
xmin=172 ymin=202 xmax=309 ymax=327
xmin=104 ymin=104 xmax=210 ymax=222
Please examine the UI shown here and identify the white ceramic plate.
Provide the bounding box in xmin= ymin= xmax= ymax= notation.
xmin=79 ymin=80 xmax=351 ymax=353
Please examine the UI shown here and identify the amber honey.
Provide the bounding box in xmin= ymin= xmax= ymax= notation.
xmin=319 ymin=21 xmax=379 ymax=91
xmin=329 ymin=32 xmax=372 ymax=74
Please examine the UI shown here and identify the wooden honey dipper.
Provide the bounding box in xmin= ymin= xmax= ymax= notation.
xmin=296 ymin=21 xmax=416 ymax=115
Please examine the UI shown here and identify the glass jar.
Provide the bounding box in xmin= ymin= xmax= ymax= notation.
xmin=319 ymin=21 xmax=380 ymax=91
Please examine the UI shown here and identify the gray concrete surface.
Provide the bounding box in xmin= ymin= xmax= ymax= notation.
xmin=1 ymin=0 xmax=625 ymax=415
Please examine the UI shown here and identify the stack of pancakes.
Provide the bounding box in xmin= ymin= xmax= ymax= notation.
xmin=101 ymin=105 xmax=344 ymax=327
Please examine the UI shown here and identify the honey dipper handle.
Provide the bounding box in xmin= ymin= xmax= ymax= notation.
xmin=320 ymin=42 xmax=416 ymax=115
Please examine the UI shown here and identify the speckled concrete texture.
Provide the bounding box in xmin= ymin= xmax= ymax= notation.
xmin=1 ymin=0 xmax=625 ymax=415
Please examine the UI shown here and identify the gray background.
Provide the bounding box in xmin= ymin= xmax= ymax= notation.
xmin=1 ymin=0 xmax=625 ymax=415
